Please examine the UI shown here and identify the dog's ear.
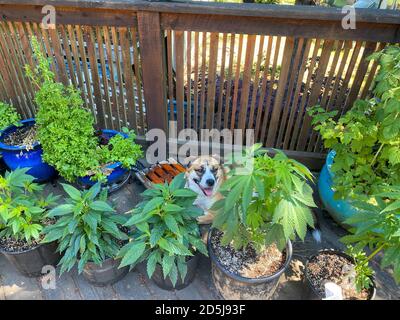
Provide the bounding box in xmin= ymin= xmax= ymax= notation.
xmin=182 ymin=155 xmax=197 ymax=167
xmin=212 ymin=154 xmax=223 ymax=165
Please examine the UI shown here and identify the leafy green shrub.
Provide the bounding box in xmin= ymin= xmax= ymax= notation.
xmin=341 ymin=187 xmax=400 ymax=290
xmin=26 ymin=36 xmax=99 ymax=182
xmin=0 ymin=168 xmax=58 ymax=243
xmin=308 ymin=45 xmax=400 ymax=200
xmin=42 ymin=182 xmax=128 ymax=274
xmin=26 ymin=36 xmax=142 ymax=182
xmin=117 ymin=173 xmax=207 ymax=287
xmin=0 ymin=102 xmax=20 ymax=131
xmin=211 ymin=144 xmax=316 ymax=252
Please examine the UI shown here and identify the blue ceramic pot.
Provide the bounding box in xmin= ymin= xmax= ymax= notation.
xmin=0 ymin=119 xmax=56 ymax=182
xmin=78 ymin=129 xmax=128 ymax=187
xmin=318 ymin=150 xmax=364 ymax=229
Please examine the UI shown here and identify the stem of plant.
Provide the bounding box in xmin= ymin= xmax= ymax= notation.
xmin=371 ymin=143 xmax=384 ymax=168
xmin=365 ymin=243 xmax=386 ymax=263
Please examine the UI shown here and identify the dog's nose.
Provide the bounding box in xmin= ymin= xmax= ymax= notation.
xmin=206 ymin=179 xmax=215 ymax=187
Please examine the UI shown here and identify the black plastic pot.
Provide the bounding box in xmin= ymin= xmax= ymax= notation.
xmin=0 ymin=156 xmax=6 ymax=175
xmin=304 ymin=249 xmax=376 ymax=300
xmin=151 ymin=254 xmax=200 ymax=290
xmin=82 ymin=258 xmax=128 ymax=287
xmin=0 ymin=241 xmax=61 ymax=277
xmin=208 ymin=228 xmax=293 ymax=300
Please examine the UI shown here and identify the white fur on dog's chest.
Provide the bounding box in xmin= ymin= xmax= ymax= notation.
xmin=193 ymin=195 xmax=214 ymax=212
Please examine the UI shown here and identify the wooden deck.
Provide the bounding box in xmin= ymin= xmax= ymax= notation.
xmin=0 ymin=172 xmax=399 ymax=300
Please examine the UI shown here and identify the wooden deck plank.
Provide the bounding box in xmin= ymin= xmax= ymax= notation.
xmin=111 ymin=270 xmax=154 ymax=300
xmin=0 ymin=255 xmax=43 ymax=300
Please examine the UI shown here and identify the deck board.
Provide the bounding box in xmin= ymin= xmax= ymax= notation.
xmin=0 ymin=172 xmax=399 ymax=300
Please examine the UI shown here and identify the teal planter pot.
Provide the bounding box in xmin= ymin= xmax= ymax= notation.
xmin=318 ymin=150 xmax=362 ymax=229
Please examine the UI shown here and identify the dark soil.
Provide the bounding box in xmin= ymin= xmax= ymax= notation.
xmin=95 ymin=130 xmax=111 ymax=147
xmin=0 ymin=236 xmax=42 ymax=253
xmin=0 ymin=218 xmax=55 ymax=253
xmin=306 ymin=252 xmax=370 ymax=300
xmin=3 ymin=125 xmax=37 ymax=150
xmin=210 ymin=230 xmax=286 ymax=278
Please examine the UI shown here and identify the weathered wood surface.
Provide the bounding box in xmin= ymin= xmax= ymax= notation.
xmin=0 ymin=172 xmax=398 ymax=300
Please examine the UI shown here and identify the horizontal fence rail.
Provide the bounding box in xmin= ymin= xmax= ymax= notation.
xmin=0 ymin=0 xmax=400 ymax=169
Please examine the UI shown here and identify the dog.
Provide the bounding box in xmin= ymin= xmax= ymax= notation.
xmin=185 ymin=155 xmax=226 ymax=225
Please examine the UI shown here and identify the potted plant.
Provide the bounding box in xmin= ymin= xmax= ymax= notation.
xmin=0 ymin=168 xmax=60 ymax=277
xmin=308 ymin=44 xmax=400 ymax=228
xmin=42 ymin=182 xmax=129 ymax=286
xmin=117 ymin=173 xmax=208 ymax=290
xmin=208 ymin=144 xmax=317 ymax=300
xmin=25 ymin=36 xmax=142 ymax=188
xmin=0 ymin=102 xmax=21 ymax=175
xmin=330 ymin=186 xmax=400 ymax=299
xmin=0 ymin=101 xmax=56 ymax=182
xmin=303 ymin=249 xmax=376 ymax=300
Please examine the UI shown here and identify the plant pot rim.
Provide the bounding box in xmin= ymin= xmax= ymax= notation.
xmin=207 ymin=227 xmax=293 ymax=284
xmin=304 ymin=248 xmax=376 ymax=300
xmin=0 ymin=118 xmax=40 ymax=151
xmin=0 ymin=239 xmax=48 ymax=255
xmin=84 ymin=256 xmax=120 ymax=267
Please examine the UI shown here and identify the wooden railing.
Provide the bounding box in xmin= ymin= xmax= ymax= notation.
xmin=0 ymin=0 xmax=399 ymax=168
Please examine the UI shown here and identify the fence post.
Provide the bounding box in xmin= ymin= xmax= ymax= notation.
xmin=137 ymin=11 xmax=168 ymax=134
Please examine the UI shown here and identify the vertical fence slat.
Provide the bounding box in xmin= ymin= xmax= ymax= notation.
xmin=193 ymin=32 xmax=200 ymax=131
xmin=186 ymin=31 xmax=192 ymax=130
xmin=230 ymin=34 xmax=244 ymax=130
xmin=238 ymin=35 xmax=256 ymax=133
xmin=206 ymin=32 xmax=219 ymax=130
xmin=120 ymin=27 xmax=138 ymax=131
xmin=131 ymin=27 xmax=145 ymax=134
xmin=289 ymin=38 xmax=321 ymax=150
xmin=66 ymin=25 xmax=89 ymax=109
xmin=266 ymin=37 xmax=295 ymax=147
xmin=260 ymin=36 xmax=282 ymax=143
xmin=199 ymin=32 xmax=207 ymax=130
xmin=254 ymin=35 xmax=272 ymax=140
xmin=216 ymin=33 xmax=227 ymax=130
xmin=223 ymin=33 xmax=235 ymax=129
xmin=111 ymin=27 xmax=128 ymax=127
xmin=137 ymin=11 xmax=167 ymax=132
xmin=248 ymin=35 xmax=264 ymax=130
xmin=301 ymin=39 xmax=334 ymax=151
xmin=282 ymin=39 xmax=312 ymax=150
xmin=83 ymin=26 xmax=106 ymax=128
xmin=174 ymin=30 xmax=185 ymax=132
xmin=75 ymin=26 xmax=97 ymax=117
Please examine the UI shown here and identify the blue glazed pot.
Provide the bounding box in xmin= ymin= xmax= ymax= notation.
xmin=318 ymin=150 xmax=363 ymax=229
xmin=78 ymin=129 xmax=128 ymax=187
xmin=0 ymin=119 xmax=56 ymax=182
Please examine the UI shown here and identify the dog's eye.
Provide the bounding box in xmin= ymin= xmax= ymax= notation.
xmin=211 ymin=167 xmax=218 ymax=173
xmin=195 ymin=166 xmax=204 ymax=173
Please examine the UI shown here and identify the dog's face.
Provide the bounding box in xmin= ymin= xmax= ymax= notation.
xmin=186 ymin=156 xmax=224 ymax=198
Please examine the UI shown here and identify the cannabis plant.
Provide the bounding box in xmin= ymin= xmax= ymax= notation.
xmin=308 ymin=44 xmax=400 ymax=200
xmin=117 ymin=173 xmax=207 ymax=287
xmin=0 ymin=102 xmax=20 ymax=131
xmin=341 ymin=186 xmax=400 ymax=290
xmin=0 ymin=168 xmax=58 ymax=243
xmin=212 ymin=144 xmax=317 ymax=251
xmin=25 ymin=36 xmax=143 ymax=182
xmin=42 ymin=183 xmax=128 ymax=274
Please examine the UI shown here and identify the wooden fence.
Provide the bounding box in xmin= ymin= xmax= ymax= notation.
xmin=0 ymin=0 xmax=399 ymax=168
